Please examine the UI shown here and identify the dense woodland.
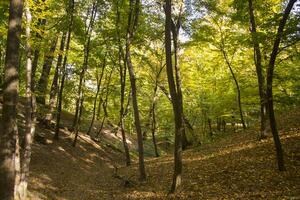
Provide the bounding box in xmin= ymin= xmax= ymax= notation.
xmin=0 ymin=0 xmax=299 ymax=199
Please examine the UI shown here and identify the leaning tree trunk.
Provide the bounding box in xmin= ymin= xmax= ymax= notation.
xmin=266 ymin=0 xmax=296 ymax=171
xmin=0 ymin=0 xmax=24 ymax=199
xmin=126 ymin=0 xmax=146 ymax=181
xmin=36 ymin=36 xmax=58 ymax=104
xmin=165 ymin=0 xmax=184 ymax=193
xmin=248 ymin=0 xmax=267 ymax=139
xmin=54 ymin=0 xmax=75 ymax=140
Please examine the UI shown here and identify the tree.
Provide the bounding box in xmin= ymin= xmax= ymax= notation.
xmin=126 ymin=0 xmax=146 ymax=180
xmin=54 ymin=0 xmax=75 ymax=140
xmin=15 ymin=2 xmax=36 ymax=199
xmin=45 ymin=32 xmax=67 ymax=125
xmin=115 ymin=0 xmax=131 ymax=167
xmin=0 ymin=0 xmax=24 ymax=199
xmin=73 ymin=2 xmax=98 ymax=147
xmin=247 ymin=0 xmax=267 ymax=139
xmin=165 ymin=0 xmax=183 ymax=193
xmin=266 ymin=0 xmax=296 ymax=171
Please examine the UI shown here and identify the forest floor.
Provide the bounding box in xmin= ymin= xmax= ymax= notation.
xmin=0 ymin=99 xmax=299 ymax=199
xmin=25 ymin=109 xmax=300 ymax=199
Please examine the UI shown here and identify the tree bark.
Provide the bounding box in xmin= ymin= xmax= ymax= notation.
xmin=54 ymin=0 xmax=75 ymax=140
xmin=165 ymin=0 xmax=183 ymax=193
xmin=0 ymin=0 xmax=24 ymax=199
xmin=266 ymin=0 xmax=296 ymax=171
xmin=248 ymin=0 xmax=267 ymax=139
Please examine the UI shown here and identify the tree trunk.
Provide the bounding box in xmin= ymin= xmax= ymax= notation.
xmin=170 ymin=14 xmax=189 ymax=150
xmin=151 ymin=86 xmax=159 ymax=157
xmin=126 ymin=0 xmax=146 ymax=181
xmin=266 ymin=0 xmax=296 ymax=171
xmin=45 ymin=32 xmax=67 ymax=125
xmin=36 ymin=36 xmax=58 ymax=104
xmin=16 ymin=4 xmax=36 ymax=199
xmin=72 ymin=3 xmax=97 ymax=131
xmin=116 ymin=0 xmax=131 ymax=166
xmin=87 ymin=62 xmax=106 ymax=135
xmin=31 ymin=17 xmax=46 ymax=91
xmin=165 ymin=0 xmax=183 ymax=193
xmin=0 ymin=0 xmax=24 ymax=199
xmin=248 ymin=0 xmax=267 ymax=139
xmin=220 ymin=47 xmax=246 ymax=130
xmin=54 ymin=0 xmax=75 ymax=140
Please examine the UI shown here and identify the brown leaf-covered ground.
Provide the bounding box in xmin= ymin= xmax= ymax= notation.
xmin=27 ymin=109 xmax=300 ymax=199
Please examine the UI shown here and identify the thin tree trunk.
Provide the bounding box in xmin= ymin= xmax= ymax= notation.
xmin=72 ymin=96 xmax=84 ymax=147
xmin=0 ymin=0 xmax=24 ymax=199
xmin=96 ymin=67 xmax=113 ymax=137
xmin=151 ymin=86 xmax=159 ymax=157
xmin=116 ymin=0 xmax=131 ymax=166
xmin=31 ymin=17 xmax=46 ymax=91
xmin=36 ymin=37 xmax=58 ymax=104
xmin=149 ymin=60 xmax=165 ymax=157
xmin=248 ymin=0 xmax=267 ymax=139
xmin=266 ymin=0 xmax=296 ymax=171
xmin=54 ymin=0 xmax=75 ymax=140
xmin=220 ymin=47 xmax=246 ymax=130
xmin=126 ymin=0 xmax=146 ymax=181
xmin=87 ymin=62 xmax=106 ymax=135
xmin=45 ymin=32 xmax=67 ymax=125
xmin=72 ymin=3 xmax=97 ymax=131
xmin=165 ymin=0 xmax=183 ymax=192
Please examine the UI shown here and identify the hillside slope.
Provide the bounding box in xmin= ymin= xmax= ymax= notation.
xmin=27 ymin=110 xmax=300 ymax=199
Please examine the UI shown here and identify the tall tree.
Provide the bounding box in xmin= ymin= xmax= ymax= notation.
xmin=165 ymin=0 xmax=183 ymax=193
xmin=126 ymin=0 xmax=146 ymax=180
xmin=72 ymin=2 xmax=97 ymax=132
xmin=54 ymin=0 xmax=75 ymax=140
xmin=116 ymin=0 xmax=131 ymax=166
xmin=170 ymin=2 xmax=190 ymax=149
xmin=45 ymin=32 xmax=67 ymax=125
xmin=0 ymin=0 xmax=24 ymax=199
xmin=15 ymin=2 xmax=36 ymax=199
xmin=248 ymin=0 xmax=267 ymax=139
xmin=266 ymin=0 xmax=296 ymax=171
